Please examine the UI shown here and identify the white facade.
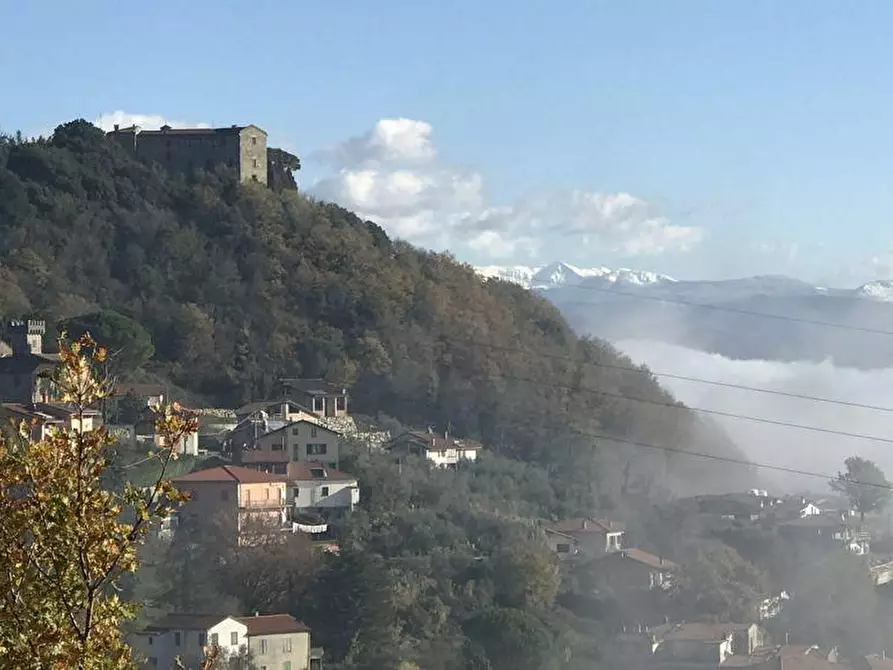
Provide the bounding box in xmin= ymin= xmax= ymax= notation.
xmin=290 ymin=476 xmax=360 ymax=510
xmin=425 ymin=447 xmax=479 ymax=468
xmin=130 ymin=617 xmax=247 ymax=668
xmin=799 ymin=503 xmax=822 ymax=517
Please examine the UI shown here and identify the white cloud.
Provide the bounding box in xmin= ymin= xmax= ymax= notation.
xmin=94 ymin=111 xmax=211 ymax=132
xmin=310 ymin=118 xmax=702 ymax=261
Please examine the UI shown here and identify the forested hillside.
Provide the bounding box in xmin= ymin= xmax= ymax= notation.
xmin=0 ymin=120 xmax=752 ymax=494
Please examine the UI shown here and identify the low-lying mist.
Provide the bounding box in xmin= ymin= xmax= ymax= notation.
xmin=615 ymin=339 xmax=893 ymax=494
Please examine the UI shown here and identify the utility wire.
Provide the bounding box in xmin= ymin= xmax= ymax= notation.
xmin=442 ymin=336 xmax=893 ymax=414
xmin=482 ymin=369 xmax=893 ymax=446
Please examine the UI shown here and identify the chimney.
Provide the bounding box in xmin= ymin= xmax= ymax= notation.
xmin=582 ymin=519 xmax=590 ymax=530
xmin=255 ymin=612 xmax=259 ymax=617
xmin=785 ymin=632 xmax=790 ymax=645
xmin=160 ymin=124 xmax=171 ymax=132
xmin=113 ymin=123 xmax=119 ymax=131
xmin=9 ymin=319 xmax=45 ymax=356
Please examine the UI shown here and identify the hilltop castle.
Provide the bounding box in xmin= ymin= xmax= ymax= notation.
xmin=107 ymin=123 xmax=270 ymax=185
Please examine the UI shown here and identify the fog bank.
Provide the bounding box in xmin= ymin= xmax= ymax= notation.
xmin=616 ymin=340 xmax=893 ymax=493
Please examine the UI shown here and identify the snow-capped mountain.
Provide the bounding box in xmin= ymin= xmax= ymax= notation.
xmin=474 ymin=261 xmax=893 ymax=368
xmin=476 ymin=261 xmax=676 ymax=290
xmin=855 ymin=280 xmax=893 ymax=302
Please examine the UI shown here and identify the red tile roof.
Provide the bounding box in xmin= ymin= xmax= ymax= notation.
xmin=611 ymin=548 xmax=680 ymax=572
xmin=172 ymin=465 xmax=285 ymax=484
xmin=235 ymin=613 xmax=310 ymax=636
xmin=549 ymin=518 xmax=625 ymax=535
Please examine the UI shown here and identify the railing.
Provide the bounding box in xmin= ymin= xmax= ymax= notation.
xmin=239 ymin=499 xmax=285 ymax=509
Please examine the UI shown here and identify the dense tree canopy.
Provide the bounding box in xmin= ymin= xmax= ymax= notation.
xmin=0 ymin=120 xmax=752 ymax=493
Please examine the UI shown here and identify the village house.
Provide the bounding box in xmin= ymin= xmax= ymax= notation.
xmin=545 ymin=518 xmax=625 ymax=559
xmin=232 ymin=417 xmax=344 ymax=470
xmin=648 ymin=622 xmax=767 ymax=667
xmin=277 ymin=378 xmax=350 ymax=419
xmin=0 ymin=401 xmax=102 ymax=439
xmin=286 ymin=461 xmax=360 ymax=519
xmin=171 ymin=465 xmax=288 ymax=537
xmin=582 ymin=548 xmax=680 ymax=592
xmin=134 ymin=407 xmax=199 ymax=456
xmin=385 ymin=429 xmax=483 ymax=468
xmin=777 ymin=512 xmax=869 ymax=554
xmin=130 ymin=612 xmax=320 ymax=669
xmin=234 ymin=398 xmax=317 ymax=425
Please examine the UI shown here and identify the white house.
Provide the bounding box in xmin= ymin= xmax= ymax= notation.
xmin=130 ymin=613 xmax=247 ymax=669
xmin=287 ymin=461 xmax=359 ymax=515
xmin=130 ymin=612 xmax=313 ymax=669
xmin=385 ymin=430 xmax=482 ymax=468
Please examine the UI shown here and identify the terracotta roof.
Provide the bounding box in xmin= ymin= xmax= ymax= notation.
xmin=145 ymin=613 xmax=227 ymax=632
xmin=610 ymin=548 xmax=680 ymax=571
xmin=288 ymin=461 xmax=356 ymax=482
xmin=389 ymin=430 xmax=483 ymax=452
xmin=32 ymin=402 xmax=101 ymax=418
xmin=549 ymin=518 xmax=625 ymax=535
xmin=235 ymin=613 xmax=310 ymax=636
xmin=778 ymin=514 xmax=847 ymax=529
xmin=173 ymin=465 xmax=286 ymax=484
xmin=652 ymin=622 xmax=753 ymax=642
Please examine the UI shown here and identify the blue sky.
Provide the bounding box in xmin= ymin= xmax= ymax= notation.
xmin=3 ymin=1 xmax=893 ymax=285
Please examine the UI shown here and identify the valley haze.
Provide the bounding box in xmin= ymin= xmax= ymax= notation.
xmin=477 ymin=261 xmax=893 ymax=491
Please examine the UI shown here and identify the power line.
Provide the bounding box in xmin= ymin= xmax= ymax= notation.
xmin=507 ymin=281 xmax=893 ymax=337
xmin=443 ymin=336 xmax=893 ymax=414
xmin=554 ymin=425 xmax=893 ymax=491
xmin=483 ymin=369 xmax=893 ymax=447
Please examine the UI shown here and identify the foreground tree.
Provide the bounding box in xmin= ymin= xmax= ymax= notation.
xmin=830 ymin=456 xmax=892 ymax=523
xmin=0 ymin=334 xmax=197 ymax=669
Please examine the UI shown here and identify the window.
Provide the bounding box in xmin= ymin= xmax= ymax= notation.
xmin=199 ymin=633 xmax=206 ymax=647
xmin=336 ymin=396 xmax=346 ymax=411
xmin=293 ymin=487 xmax=300 ymax=498
xmin=291 ymin=426 xmax=299 ymax=436
xmin=321 ymin=486 xmax=329 ymax=497
xmin=265 ymin=488 xmax=270 ymax=500
xmin=283 ymin=662 xmax=292 ymax=670
xmin=283 ymin=638 xmax=292 ymax=653
xmin=307 ymin=443 xmax=327 ymax=456
xmin=311 ymin=426 xmax=318 ymax=438
xmin=231 ymin=631 xmax=238 ymax=646
xmin=148 ymin=636 xmax=154 ymax=646
xmin=272 ymin=441 xmax=283 ymax=451
xmin=260 ymin=639 xmax=268 ymax=654
xmin=252 ymin=158 xmax=259 ymax=168
xmin=556 ymin=543 xmax=571 ymax=554
xmin=251 ymin=136 xmax=257 ymax=146
xmin=211 ymin=633 xmax=218 ymax=647
xmin=293 ymin=444 xmax=300 ymax=460
xmin=174 ymin=632 xmax=181 ymax=647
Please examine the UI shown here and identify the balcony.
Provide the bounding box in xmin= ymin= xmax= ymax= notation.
xmin=239 ymin=498 xmax=286 ymax=509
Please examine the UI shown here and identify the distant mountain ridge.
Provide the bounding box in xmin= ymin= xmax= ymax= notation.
xmin=474 ymin=262 xmax=893 ymax=368
xmin=474 ymin=261 xmax=893 ymax=302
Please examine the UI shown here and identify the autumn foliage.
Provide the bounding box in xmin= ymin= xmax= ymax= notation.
xmin=0 ymin=334 xmax=197 ymax=669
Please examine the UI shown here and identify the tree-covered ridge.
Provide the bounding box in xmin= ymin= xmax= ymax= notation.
xmin=0 ymin=120 xmax=751 ymax=494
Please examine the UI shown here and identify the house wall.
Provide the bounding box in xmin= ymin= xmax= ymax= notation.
xmin=175 ymin=480 xmax=240 ymax=529
xmin=426 ymin=448 xmax=478 ymax=467
xmin=256 ymin=422 xmax=341 ymax=467
xmin=296 ymin=391 xmax=348 ymax=418
xmin=239 ymin=481 xmax=287 ymax=529
xmin=592 ymin=556 xmax=672 ymax=591
xmin=247 ymin=631 xmax=311 ymax=670
xmin=289 ymin=478 xmax=359 ymax=510
xmin=545 ymin=531 xmax=579 ymax=558
xmin=208 ymin=619 xmax=250 ymax=658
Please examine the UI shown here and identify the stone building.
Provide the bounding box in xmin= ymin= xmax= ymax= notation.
xmin=107 ymin=123 xmax=269 ymax=185
xmin=0 ymin=319 xmax=59 ymax=404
